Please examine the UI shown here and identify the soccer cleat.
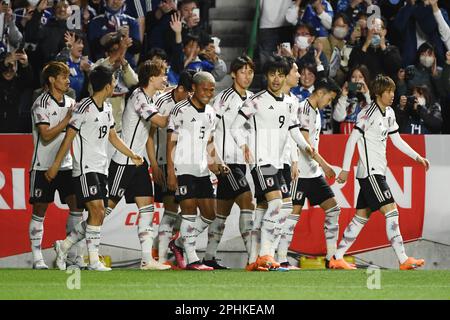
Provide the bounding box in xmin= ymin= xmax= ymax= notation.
xmin=140 ymin=259 xmax=171 ymax=271
xmin=67 ymin=255 xmax=87 ymax=269
xmin=269 ymin=266 xmax=289 ymax=272
xmin=152 ymin=248 xmax=159 ymax=260
xmin=400 ymin=257 xmax=425 ymax=270
xmin=54 ymin=240 xmax=67 ymax=271
xmin=163 ymin=261 xmax=183 ymax=270
xmin=202 ymin=258 xmax=230 ymax=270
xmin=88 ymin=261 xmax=112 ymax=271
xmin=280 ymin=262 xmax=301 ymax=270
xmin=185 ymin=261 xmax=214 ymax=271
xmin=329 ymin=257 xmax=357 ymax=270
xmin=325 ymin=258 xmax=355 ymax=269
xmin=256 ymin=255 xmax=280 ymax=269
xmin=168 ymin=239 xmax=186 ymax=269
xmin=32 ymin=259 xmax=49 ymax=270
xmin=245 ymin=262 xmax=257 ymax=271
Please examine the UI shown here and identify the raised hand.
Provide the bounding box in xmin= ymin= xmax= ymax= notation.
xmin=170 ymin=12 xmax=182 ymax=34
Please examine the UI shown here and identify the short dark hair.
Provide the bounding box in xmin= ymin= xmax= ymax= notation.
xmin=299 ymin=63 xmax=317 ymax=78
xmin=333 ymin=12 xmax=350 ymax=27
xmin=295 ymin=22 xmax=316 ymax=37
xmin=146 ymin=47 xmax=168 ymax=62
xmin=138 ymin=59 xmax=167 ymax=87
xmin=315 ymin=77 xmax=342 ymax=96
xmin=230 ymin=55 xmax=255 ymax=74
xmin=263 ymin=55 xmax=290 ymax=76
xmin=42 ymin=61 xmax=70 ymax=86
xmin=178 ymin=70 xmax=194 ymax=91
xmin=283 ymin=56 xmax=296 ymax=70
xmin=183 ymin=33 xmax=199 ymax=47
xmin=178 ymin=0 xmax=198 ymax=9
xmin=89 ymin=65 xmax=114 ymax=93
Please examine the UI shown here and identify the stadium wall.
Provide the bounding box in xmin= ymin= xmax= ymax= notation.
xmin=1 ymin=134 xmax=449 ymax=268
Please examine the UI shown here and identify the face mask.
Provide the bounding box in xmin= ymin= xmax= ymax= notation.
xmin=370 ymin=34 xmax=381 ymax=47
xmin=420 ymin=56 xmax=434 ymax=68
xmin=295 ymin=36 xmax=310 ymax=50
xmin=28 ymin=0 xmax=40 ymax=6
xmin=333 ymin=27 xmax=347 ymax=39
xmin=417 ymin=97 xmax=426 ymax=106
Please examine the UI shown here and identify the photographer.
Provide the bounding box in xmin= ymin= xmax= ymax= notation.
xmin=333 ymin=64 xmax=371 ymax=134
xmin=0 ymin=50 xmax=34 ymax=133
xmin=395 ymin=85 xmax=443 ymax=134
xmin=1 ymin=0 xmax=24 ymax=52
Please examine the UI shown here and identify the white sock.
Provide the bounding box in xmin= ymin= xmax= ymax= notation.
xmin=63 ymin=221 xmax=86 ymax=253
xmin=157 ymin=210 xmax=178 ymax=263
xmin=179 ymin=215 xmax=212 ymax=264
xmin=66 ymin=211 xmax=83 ymax=260
xmin=260 ymin=198 xmax=282 ymax=257
xmin=324 ymin=205 xmax=341 ymax=260
xmin=29 ymin=214 xmax=44 ymax=262
xmin=204 ymin=214 xmax=227 ymax=261
xmin=271 ymin=201 xmax=292 ymax=256
xmin=86 ymin=224 xmax=101 ymax=265
xmin=385 ymin=210 xmax=408 ymax=264
xmin=137 ymin=205 xmax=154 ymax=264
xmin=249 ymin=208 xmax=265 ymax=264
xmin=277 ymin=214 xmax=299 ymax=264
xmin=239 ymin=209 xmax=253 ymax=257
xmin=334 ymin=215 xmax=368 ymax=260
xmin=105 ymin=207 xmax=113 ymax=216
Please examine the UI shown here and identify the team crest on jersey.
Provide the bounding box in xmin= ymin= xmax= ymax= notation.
xmin=239 ymin=177 xmax=248 ymax=187
xmin=118 ymin=188 xmax=125 ymax=197
xmin=281 ymin=184 xmax=289 ymax=194
xmin=178 ymin=185 xmax=188 ymax=195
xmin=89 ymin=186 xmax=98 ymax=195
xmin=295 ymin=191 xmax=304 ymax=200
xmin=384 ymin=190 xmax=392 ymax=199
xmin=265 ymin=177 xmax=274 ymax=187
xmin=34 ymin=189 xmax=43 ymax=198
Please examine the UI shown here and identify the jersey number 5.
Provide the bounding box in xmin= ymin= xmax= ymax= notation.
xmin=199 ymin=126 xmax=206 ymax=139
xmin=98 ymin=125 xmax=108 ymax=139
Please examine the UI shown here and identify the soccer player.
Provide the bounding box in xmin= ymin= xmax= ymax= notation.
xmin=48 ymin=65 xmax=143 ymax=271
xmin=203 ymin=55 xmax=255 ymax=269
xmin=105 ymin=60 xmax=170 ymax=270
xmin=288 ymin=77 xmax=343 ymax=268
xmin=230 ymin=56 xmax=313 ymax=271
xmin=148 ymin=71 xmax=194 ymax=266
xmin=166 ymin=71 xmax=228 ymax=271
xmin=332 ymin=75 xmax=429 ymax=270
xmin=29 ymin=61 xmax=84 ymax=270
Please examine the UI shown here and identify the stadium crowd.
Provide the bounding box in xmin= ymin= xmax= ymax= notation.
xmin=0 ymin=0 xmax=449 ymax=135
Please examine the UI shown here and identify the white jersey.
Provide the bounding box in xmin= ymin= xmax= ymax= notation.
xmin=354 ymin=102 xmax=399 ymax=178
xmin=298 ymin=99 xmax=323 ymax=178
xmin=31 ymin=92 xmax=74 ymax=171
xmin=69 ymin=97 xmax=115 ymax=177
xmin=153 ymin=90 xmax=177 ymax=165
xmin=238 ymin=90 xmax=299 ymax=170
xmin=112 ymin=88 xmax=159 ymax=165
xmin=282 ymin=93 xmax=300 ymax=165
xmin=168 ymin=99 xmax=216 ymax=177
xmin=212 ymin=86 xmax=252 ymax=165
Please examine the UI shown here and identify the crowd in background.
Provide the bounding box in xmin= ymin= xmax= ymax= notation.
xmin=1 ymin=0 xmax=449 ymax=135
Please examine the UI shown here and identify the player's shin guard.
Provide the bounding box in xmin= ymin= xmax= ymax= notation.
xmin=180 ymin=215 xmax=212 ymax=264
xmin=29 ymin=214 xmax=45 ymax=262
xmin=324 ymin=205 xmax=340 ymax=260
xmin=204 ymin=214 xmax=227 ymax=261
xmin=271 ymin=201 xmax=292 ymax=256
xmin=86 ymin=224 xmax=101 ymax=265
xmin=334 ymin=215 xmax=368 ymax=260
xmin=66 ymin=211 xmax=84 ymax=261
xmin=158 ymin=210 xmax=178 ymax=263
xmin=249 ymin=208 xmax=265 ymax=264
xmin=385 ymin=210 xmax=408 ymax=264
xmin=260 ymin=198 xmax=283 ymax=257
xmin=239 ymin=209 xmax=253 ymax=257
xmin=277 ymin=214 xmax=299 ymax=264
xmin=137 ymin=205 xmax=154 ymax=264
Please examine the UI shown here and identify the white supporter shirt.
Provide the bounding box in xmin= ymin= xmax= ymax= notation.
xmin=353 ymin=102 xmax=399 ymax=178
xmin=212 ymin=86 xmax=252 ymax=165
xmin=112 ymin=88 xmax=159 ymax=165
xmin=237 ymin=90 xmax=300 ymax=170
xmin=298 ymin=99 xmax=323 ymax=178
xmin=31 ymin=92 xmax=74 ymax=171
xmin=69 ymin=97 xmax=115 ymax=177
xmin=168 ymin=99 xmax=216 ymax=177
xmin=153 ymin=90 xmax=177 ymax=165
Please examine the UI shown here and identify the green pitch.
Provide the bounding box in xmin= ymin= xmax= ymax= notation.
xmin=1 ymin=269 xmax=449 ymax=300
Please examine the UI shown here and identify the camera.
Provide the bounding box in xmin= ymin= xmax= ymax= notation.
xmin=406 ymin=95 xmax=417 ymax=108
xmin=348 ymin=82 xmax=363 ymax=94
xmin=404 ymin=65 xmax=415 ymax=81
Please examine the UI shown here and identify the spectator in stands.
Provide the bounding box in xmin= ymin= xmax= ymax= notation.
xmin=349 ymin=16 xmax=402 ymax=81
xmin=394 ymin=0 xmax=449 ymax=67
xmin=146 ymin=0 xmax=177 ymax=57
xmin=124 ymin=0 xmax=151 ymax=42
xmin=336 ymin=0 xmax=367 ymax=23
xmin=88 ymin=0 xmax=141 ymax=67
xmin=0 ymin=50 xmax=33 ymax=133
xmin=291 ymin=63 xmax=317 ymax=102
xmin=15 ymin=0 xmax=53 ymax=34
xmin=301 ymin=0 xmax=334 ymax=37
xmin=198 ymin=36 xmax=226 ymax=82
xmin=0 ymin=0 xmax=23 ymax=53
xmin=395 ymin=85 xmax=443 ymax=134
xmin=67 ymin=0 xmax=97 ymax=32
xmin=440 ymin=51 xmax=450 ymax=133
xmin=56 ymin=31 xmax=92 ymax=100
xmin=333 ymin=64 xmax=371 ymax=134
xmin=92 ymin=31 xmax=138 ymax=132
xmin=178 ymin=0 xmax=207 ymax=42
xmin=428 ymin=0 xmax=450 ymax=50
xmin=396 ymin=42 xmax=445 ymax=105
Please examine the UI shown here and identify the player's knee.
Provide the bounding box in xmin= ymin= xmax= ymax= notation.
xmin=268 ymin=198 xmax=283 ymax=213
xmin=325 ymin=205 xmax=341 ymax=217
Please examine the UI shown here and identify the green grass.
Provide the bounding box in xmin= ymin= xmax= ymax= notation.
xmin=1 ymin=269 xmax=450 ymax=300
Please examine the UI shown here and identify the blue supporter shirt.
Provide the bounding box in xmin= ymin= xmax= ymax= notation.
xmin=301 ymin=0 xmax=334 ymax=37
